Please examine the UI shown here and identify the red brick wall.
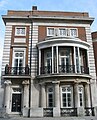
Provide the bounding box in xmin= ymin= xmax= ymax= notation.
xmin=38 ymin=26 xmax=86 ymax=42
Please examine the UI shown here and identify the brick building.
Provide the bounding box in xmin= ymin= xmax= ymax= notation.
xmin=1 ymin=6 xmax=97 ymax=117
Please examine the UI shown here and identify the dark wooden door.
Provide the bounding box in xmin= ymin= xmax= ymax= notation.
xmin=11 ymin=94 xmax=22 ymax=112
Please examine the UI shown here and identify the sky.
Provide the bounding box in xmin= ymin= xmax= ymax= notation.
xmin=0 ymin=0 xmax=97 ymax=74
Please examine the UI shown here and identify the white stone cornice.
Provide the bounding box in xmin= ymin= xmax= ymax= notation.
xmin=37 ymin=37 xmax=90 ymax=50
xmin=52 ymin=81 xmax=60 ymax=84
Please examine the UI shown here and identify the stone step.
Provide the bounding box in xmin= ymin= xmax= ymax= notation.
xmin=4 ymin=116 xmax=96 ymax=120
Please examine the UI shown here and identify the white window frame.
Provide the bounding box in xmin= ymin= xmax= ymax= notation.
xmin=15 ymin=27 xmax=26 ymax=36
xmin=59 ymin=49 xmax=71 ymax=66
xmin=59 ymin=28 xmax=68 ymax=36
xmin=61 ymin=85 xmax=73 ymax=108
xmin=45 ymin=51 xmax=52 ymax=67
xmin=47 ymin=86 xmax=54 ymax=108
xmin=47 ymin=27 xmax=54 ymax=36
xmin=47 ymin=27 xmax=78 ymax=37
xmin=69 ymin=28 xmax=78 ymax=37
xmin=12 ymin=48 xmax=26 ymax=67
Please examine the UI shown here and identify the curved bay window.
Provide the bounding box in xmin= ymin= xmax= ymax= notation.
xmin=38 ymin=45 xmax=89 ymax=75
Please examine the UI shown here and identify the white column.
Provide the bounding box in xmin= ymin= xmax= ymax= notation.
xmin=56 ymin=46 xmax=59 ymax=73
xmin=74 ymin=46 xmax=76 ymax=73
xmin=39 ymin=49 xmax=41 ymax=75
xmin=85 ymin=83 xmax=91 ymax=107
xmin=53 ymin=81 xmax=60 ymax=117
xmin=41 ymin=83 xmax=46 ymax=107
xmin=52 ymin=46 xmax=54 ymax=73
xmin=4 ymin=80 xmax=11 ymax=112
xmin=54 ymin=81 xmax=60 ymax=107
xmin=78 ymin=47 xmax=80 ymax=73
xmin=22 ymin=80 xmax=29 ymax=108
xmin=74 ymin=83 xmax=79 ymax=107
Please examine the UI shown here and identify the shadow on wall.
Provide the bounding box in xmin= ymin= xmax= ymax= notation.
xmin=0 ymin=84 xmax=4 ymax=108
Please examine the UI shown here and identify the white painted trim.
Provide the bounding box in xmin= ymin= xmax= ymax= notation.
xmin=15 ymin=27 xmax=26 ymax=36
xmin=37 ymin=37 xmax=90 ymax=50
xmin=47 ymin=86 xmax=54 ymax=108
xmin=52 ymin=46 xmax=54 ymax=73
xmin=12 ymin=48 xmax=26 ymax=67
xmin=60 ymin=85 xmax=73 ymax=108
xmin=14 ymin=38 xmax=26 ymax=43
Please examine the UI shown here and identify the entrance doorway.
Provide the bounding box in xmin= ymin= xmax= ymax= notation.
xmin=11 ymin=87 xmax=22 ymax=113
xmin=11 ymin=94 xmax=22 ymax=112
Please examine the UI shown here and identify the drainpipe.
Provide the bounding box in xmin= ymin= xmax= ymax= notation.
xmin=27 ymin=15 xmax=33 ymax=117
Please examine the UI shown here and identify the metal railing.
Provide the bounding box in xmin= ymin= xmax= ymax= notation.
xmin=60 ymin=108 xmax=77 ymax=117
xmin=40 ymin=65 xmax=89 ymax=75
xmin=40 ymin=66 xmax=52 ymax=74
xmin=43 ymin=108 xmax=53 ymax=117
xmin=80 ymin=66 xmax=89 ymax=74
xmin=4 ymin=65 xmax=30 ymax=75
xmin=85 ymin=107 xmax=95 ymax=116
xmin=59 ymin=65 xmax=75 ymax=73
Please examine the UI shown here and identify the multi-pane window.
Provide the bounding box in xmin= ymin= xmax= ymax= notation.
xmin=12 ymin=51 xmax=24 ymax=74
xmin=60 ymin=49 xmax=70 ymax=66
xmin=14 ymin=52 xmax=24 ymax=68
xmin=47 ymin=27 xmax=78 ymax=37
xmin=47 ymin=28 xmax=54 ymax=36
xmin=59 ymin=28 xmax=67 ymax=36
xmin=70 ymin=28 xmax=78 ymax=37
xmin=46 ymin=52 xmax=52 ymax=73
xmin=47 ymin=87 xmax=54 ymax=107
xmin=61 ymin=86 xmax=73 ymax=108
xmin=15 ymin=27 xmax=26 ymax=36
xmin=75 ymin=47 xmax=80 ymax=73
xmin=59 ymin=49 xmax=71 ymax=73
xmin=78 ymin=86 xmax=84 ymax=107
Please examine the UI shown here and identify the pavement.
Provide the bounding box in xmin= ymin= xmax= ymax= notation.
xmin=0 ymin=116 xmax=97 ymax=120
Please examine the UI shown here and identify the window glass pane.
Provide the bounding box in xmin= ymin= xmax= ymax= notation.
xmin=59 ymin=29 xmax=67 ymax=36
xmin=20 ymin=53 xmax=23 ymax=57
xmin=15 ymin=53 xmax=19 ymax=57
xmin=62 ymin=93 xmax=66 ymax=107
xmin=21 ymin=28 xmax=25 ymax=34
xmin=17 ymin=28 xmax=20 ymax=34
xmin=13 ymin=88 xmax=21 ymax=92
xmin=48 ymin=87 xmax=53 ymax=92
xmin=47 ymin=52 xmax=52 ymax=58
xmin=70 ymin=29 xmax=77 ymax=37
xmin=67 ymin=87 xmax=71 ymax=92
xmin=14 ymin=59 xmax=18 ymax=67
xmin=49 ymin=103 xmax=53 ymax=107
xmin=79 ymin=87 xmax=83 ymax=107
xmin=16 ymin=28 xmax=25 ymax=35
xmin=62 ymin=86 xmax=72 ymax=108
xmin=61 ymin=58 xmax=65 ymax=65
xmin=48 ymin=28 xmax=54 ymax=36
xmin=19 ymin=59 xmax=23 ymax=67
xmin=14 ymin=51 xmax=24 ymax=67
xmin=47 ymin=59 xmax=51 ymax=66
xmin=62 ymin=87 xmax=66 ymax=92
xmin=48 ymin=87 xmax=53 ymax=107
